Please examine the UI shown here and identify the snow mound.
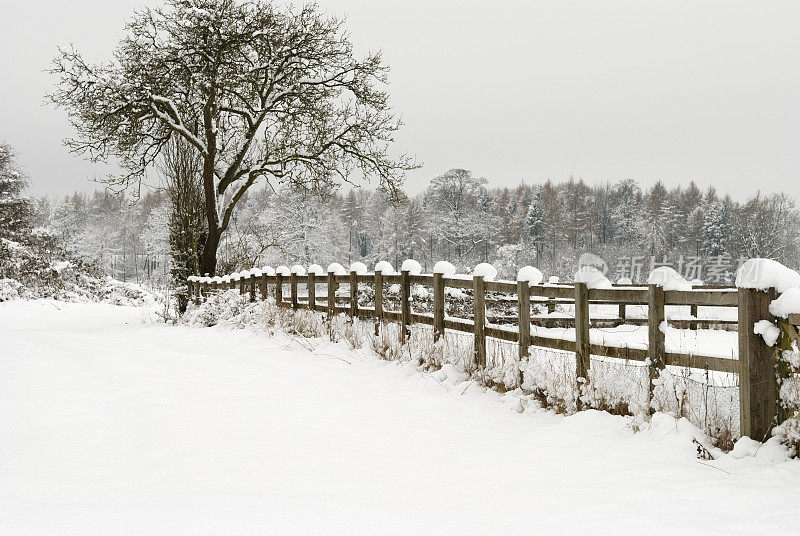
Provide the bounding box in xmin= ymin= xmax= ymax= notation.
xmin=350 ymin=262 xmax=368 ymax=275
xmin=517 ymin=266 xmax=543 ymax=285
xmin=374 ymin=261 xmax=395 ymax=275
xmin=291 ymin=265 xmax=306 ymax=276
xmin=307 ymin=264 xmax=324 ymax=275
xmin=548 ymin=276 xmax=560 ymax=284
xmin=616 ymin=277 xmax=632 ymax=285
xmin=574 ymin=266 xmax=612 ymax=289
xmin=231 ymin=272 xmax=241 ymax=280
xmin=262 ymin=266 xmax=276 ymax=276
xmin=433 ymin=261 xmax=456 ymax=277
xmin=736 ymin=258 xmax=800 ymax=293
xmin=401 ymin=259 xmax=422 ymax=275
xmin=275 ymin=266 xmax=291 ymax=276
xmin=473 ymin=262 xmax=497 ymax=281
xmin=754 ymin=320 xmax=780 ymax=347
xmin=769 ymin=287 xmax=800 ymax=319
xmin=250 ymin=267 xmax=262 ymax=277
xmin=689 ymin=278 xmax=705 ymax=287
xmin=647 ymin=266 xmax=692 ymax=291
xmin=326 ymin=263 xmax=346 ymax=275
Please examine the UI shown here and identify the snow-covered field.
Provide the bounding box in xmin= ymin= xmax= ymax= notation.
xmin=2 ymin=301 xmax=799 ymax=535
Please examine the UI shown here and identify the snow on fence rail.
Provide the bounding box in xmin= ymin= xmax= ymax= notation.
xmin=187 ymin=268 xmax=781 ymax=441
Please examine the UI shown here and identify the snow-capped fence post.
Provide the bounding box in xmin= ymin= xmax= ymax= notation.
xmin=473 ymin=275 xmax=487 ymax=368
xmin=349 ymin=270 xmax=359 ymax=318
xmin=648 ymin=284 xmax=666 ymax=408
xmin=275 ymin=273 xmax=284 ymax=305
xmin=374 ymin=270 xmax=383 ymax=336
xmin=433 ymin=272 xmax=445 ymax=342
xmin=517 ymin=280 xmax=531 ymax=361
xmin=738 ymin=287 xmax=778 ymax=440
xmin=326 ymin=271 xmax=336 ymax=321
xmin=574 ymin=282 xmax=590 ymax=408
xmin=248 ymin=274 xmax=256 ymax=302
xmin=401 ymin=270 xmax=411 ymax=342
xmin=290 ymin=273 xmax=299 ymax=310
xmin=307 ymin=272 xmax=316 ymax=311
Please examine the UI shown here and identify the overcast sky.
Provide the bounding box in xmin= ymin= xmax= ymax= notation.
xmin=1 ymin=0 xmax=798 ymax=200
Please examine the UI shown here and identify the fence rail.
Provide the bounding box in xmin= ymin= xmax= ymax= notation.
xmin=187 ymin=268 xmax=780 ymax=441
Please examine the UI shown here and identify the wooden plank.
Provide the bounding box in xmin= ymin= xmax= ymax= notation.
xmin=738 ymin=287 xmax=778 ymax=440
xmin=484 ymin=280 xmax=517 ymax=294
xmin=356 ymin=274 xmax=374 ymax=283
xmin=517 ymin=281 xmax=530 ymax=359
xmin=383 ymin=310 xmax=402 ymax=322
xmin=789 ymin=313 xmax=800 ymax=326
xmin=587 ymin=288 xmax=648 ymax=304
xmin=574 ymin=283 xmax=590 ymax=387
xmin=442 ymin=277 xmax=473 ymax=290
xmin=382 ymin=274 xmax=402 ymax=285
xmin=664 ymin=290 xmax=738 ymax=306
xmin=410 ymin=312 xmax=434 ymax=326
xmin=485 ymin=325 xmax=519 ymax=343
xmin=664 ymin=353 xmax=739 ymax=374
xmin=409 ymin=274 xmax=433 ymax=285
xmin=444 ymin=318 xmax=473 ymax=333
xmin=333 ymin=274 xmax=350 ymax=284
xmin=401 ymin=270 xmax=411 ymax=342
xmin=473 ymin=275 xmax=486 ymax=368
xmin=530 ymin=285 xmax=574 ymax=299
xmin=433 ymin=272 xmax=445 ymax=342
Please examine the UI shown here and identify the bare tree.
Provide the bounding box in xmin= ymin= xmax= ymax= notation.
xmin=48 ymin=0 xmax=416 ymax=274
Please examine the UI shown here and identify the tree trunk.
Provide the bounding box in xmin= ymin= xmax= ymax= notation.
xmin=200 ymin=148 xmax=219 ymax=275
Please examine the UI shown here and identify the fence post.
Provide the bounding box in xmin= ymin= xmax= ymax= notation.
xmin=308 ymin=272 xmax=316 ymax=311
xmin=473 ymin=275 xmax=486 ymax=368
xmin=290 ymin=273 xmax=298 ymax=310
xmin=618 ymin=303 xmax=626 ymax=322
xmin=327 ymin=271 xmax=336 ymax=321
xmin=374 ymin=270 xmax=383 ymax=336
xmin=738 ymin=287 xmax=778 ymax=440
xmin=238 ymin=275 xmax=245 ymax=295
xmin=433 ymin=272 xmax=445 ymax=342
xmin=574 ymin=282 xmax=590 ymax=408
xmin=689 ymin=304 xmax=698 ymax=330
xmin=517 ymin=281 xmax=530 ymax=360
xmin=275 ymin=273 xmax=284 ymax=306
xmin=248 ymin=274 xmax=256 ymax=302
xmin=401 ymin=270 xmax=411 ymax=342
xmin=547 ymin=298 xmax=556 ymax=314
xmin=349 ymin=270 xmax=359 ymax=319
xmin=259 ymin=273 xmax=268 ymax=301
xmin=648 ymin=284 xmax=666 ymax=408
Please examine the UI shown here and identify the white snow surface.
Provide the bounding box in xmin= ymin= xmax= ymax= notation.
xmin=754 ymin=320 xmax=781 ymax=347
xmin=400 ymin=258 xmax=422 ymax=275
xmin=349 ymin=261 xmax=368 ymax=275
xmin=472 ymin=262 xmax=497 ymax=281
xmin=374 ymin=260 xmax=396 ymax=275
xmin=736 ymin=258 xmax=800 ymax=293
xmin=290 ymin=264 xmax=306 ymax=276
xmin=517 ymin=265 xmax=543 ymax=285
xmin=275 ymin=265 xmax=291 ymax=276
xmin=648 ymin=266 xmax=692 ymax=291
xmin=326 ymin=262 xmax=346 ymax=275
xmin=2 ymin=300 xmax=800 ymax=535
xmin=432 ymin=260 xmax=456 ymax=277
xmin=261 ymin=266 xmax=276 ymax=276
xmin=307 ymin=264 xmax=324 ymax=275
xmin=770 ymin=287 xmax=800 ymax=319
xmin=574 ymin=266 xmax=612 ymax=289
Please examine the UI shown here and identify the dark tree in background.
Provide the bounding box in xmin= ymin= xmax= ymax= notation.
xmin=0 ymin=142 xmax=35 ymax=243
xmin=159 ymin=138 xmax=207 ymax=310
xmin=48 ymin=0 xmax=416 ymax=275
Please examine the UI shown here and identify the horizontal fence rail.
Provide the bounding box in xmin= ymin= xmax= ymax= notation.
xmin=187 ymin=268 xmax=778 ymax=440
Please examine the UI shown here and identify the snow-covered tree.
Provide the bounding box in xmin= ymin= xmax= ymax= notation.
xmin=0 ymin=142 xmax=34 ymax=242
xmin=49 ymin=0 xmax=416 ymax=275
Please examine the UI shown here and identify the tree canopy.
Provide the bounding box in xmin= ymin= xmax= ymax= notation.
xmin=49 ymin=0 xmax=416 ymax=273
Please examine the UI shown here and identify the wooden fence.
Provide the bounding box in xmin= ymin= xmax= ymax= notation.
xmin=187 ymin=268 xmax=781 ymax=441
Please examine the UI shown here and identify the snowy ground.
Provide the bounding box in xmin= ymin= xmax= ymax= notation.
xmin=2 ymin=301 xmax=799 ymax=535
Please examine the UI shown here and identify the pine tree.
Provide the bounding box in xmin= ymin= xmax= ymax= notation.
xmin=0 ymin=142 xmax=35 ymax=242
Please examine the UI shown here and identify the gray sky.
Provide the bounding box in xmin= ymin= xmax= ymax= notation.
xmin=1 ymin=0 xmax=798 ymax=200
